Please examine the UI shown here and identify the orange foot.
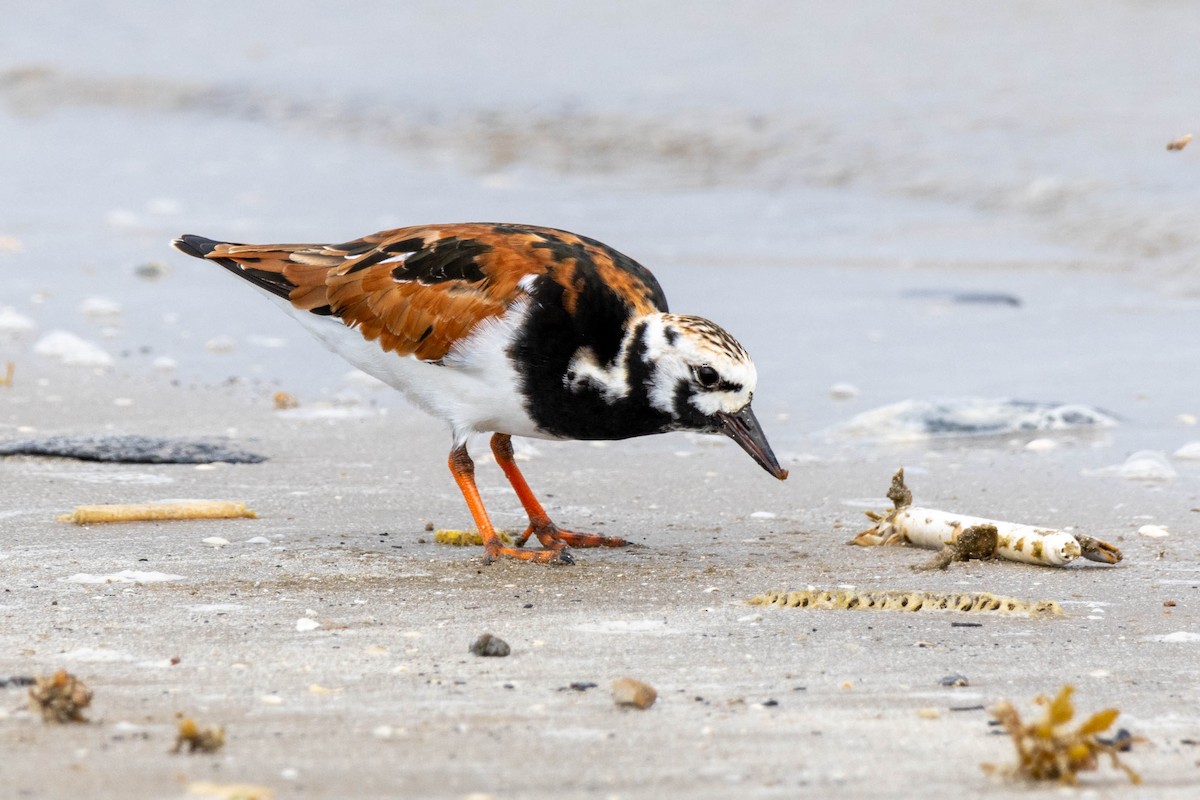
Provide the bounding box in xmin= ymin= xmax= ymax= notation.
xmin=484 ymin=539 xmax=575 ymax=565
xmin=514 ymin=521 xmax=628 ymax=550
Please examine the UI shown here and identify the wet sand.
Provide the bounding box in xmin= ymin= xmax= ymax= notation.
xmin=3 ymin=2 xmax=1200 ymax=797
xmin=1 ymin=360 xmax=1198 ymax=798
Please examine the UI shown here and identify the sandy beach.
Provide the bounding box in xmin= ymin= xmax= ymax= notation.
xmin=3 ymin=2 xmax=1200 ymax=798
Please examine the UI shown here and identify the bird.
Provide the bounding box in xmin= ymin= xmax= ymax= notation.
xmin=172 ymin=223 xmax=787 ymax=564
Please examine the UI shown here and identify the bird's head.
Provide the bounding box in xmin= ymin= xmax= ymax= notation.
xmin=639 ymin=313 xmax=788 ymax=480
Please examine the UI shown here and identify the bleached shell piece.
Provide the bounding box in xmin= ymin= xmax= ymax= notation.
xmin=879 ymin=507 xmax=1081 ymax=566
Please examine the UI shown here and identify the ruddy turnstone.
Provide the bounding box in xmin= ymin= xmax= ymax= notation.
xmin=172 ymin=223 xmax=786 ymax=564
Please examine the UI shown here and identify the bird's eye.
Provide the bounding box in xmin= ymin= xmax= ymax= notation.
xmin=694 ymin=364 xmax=719 ymax=388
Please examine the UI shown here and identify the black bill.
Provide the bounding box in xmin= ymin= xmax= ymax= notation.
xmin=717 ymin=405 xmax=788 ymax=480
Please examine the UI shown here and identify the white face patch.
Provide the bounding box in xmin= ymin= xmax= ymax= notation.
xmin=639 ymin=314 xmax=757 ymax=420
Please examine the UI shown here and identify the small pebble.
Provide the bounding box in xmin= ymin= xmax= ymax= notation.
xmin=469 ymin=633 xmax=511 ymax=657
xmin=202 ymin=537 xmax=230 ymax=547
xmin=939 ymin=674 xmax=969 ymax=687
xmin=1024 ymin=438 xmax=1057 ymax=452
xmin=372 ymin=725 xmax=398 ymax=740
xmin=295 ymin=618 xmax=321 ymax=632
xmin=612 ymin=677 xmax=657 ymax=709
xmin=1138 ymin=524 xmax=1169 ymax=539
xmin=828 ymin=382 xmax=860 ymax=400
xmin=80 ymin=297 xmax=123 ymax=319
xmin=750 ymin=511 xmax=776 ymax=520
xmin=134 ymin=261 xmax=170 ymax=281
xmin=917 ymin=708 xmax=941 ymax=719
xmin=205 ymin=336 xmax=236 ymax=353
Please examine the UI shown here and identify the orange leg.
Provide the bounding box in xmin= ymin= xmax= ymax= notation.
xmin=448 ymin=444 xmax=571 ymax=564
xmin=490 ymin=433 xmax=628 ymax=550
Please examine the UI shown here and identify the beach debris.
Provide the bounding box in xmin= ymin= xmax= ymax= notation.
xmin=940 ymin=674 xmax=969 ymax=687
xmin=33 ymin=330 xmax=113 ymax=367
xmin=832 ymin=398 xmax=1117 ymax=442
xmin=28 ymin=670 xmax=93 ymax=723
xmin=0 ymin=434 xmax=266 ymax=464
xmin=748 ymin=588 xmax=1062 ymax=617
xmin=435 ymin=529 xmax=513 ymax=546
xmin=0 ymin=360 xmax=12 ymax=387
xmin=983 ymin=685 xmax=1141 ymax=785
xmin=903 ymin=289 xmax=1022 ymax=307
xmin=853 ymin=469 xmax=1122 ymax=567
xmin=186 ymin=782 xmax=273 ymax=800
xmin=1 ymin=675 xmax=37 ymax=689
xmin=559 ymin=682 xmax=599 ymax=692
xmin=295 ymin=618 xmax=321 ymax=632
xmin=172 ymin=716 xmax=226 ymax=754
xmin=828 ymin=382 xmax=859 ymax=400
xmin=1137 ymin=524 xmax=1169 ymax=539
xmin=134 ymin=260 xmax=170 ymax=280
xmin=58 ymin=500 xmax=258 ymax=524
xmin=1166 ymin=133 xmax=1192 ymax=151
xmin=612 ymin=678 xmax=657 ymax=709
xmin=469 ymin=633 xmax=511 ymax=657
xmin=272 ymin=391 xmax=299 ymax=410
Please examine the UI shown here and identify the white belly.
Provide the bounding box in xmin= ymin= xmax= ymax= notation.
xmin=283 ymin=299 xmax=549 ymax=444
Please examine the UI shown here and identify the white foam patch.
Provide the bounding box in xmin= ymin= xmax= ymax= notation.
xmin=571 ymin=619 xmax=676 ymax=634
xmin=188 ymin=603 xmax=245 ymax=612
xmin=1145 ymin=632 xmax=1200 ymax=643
xmin=63 ymin=570 xmax=185 ymax=584
xmin=33 ymin=330 xmax=113 ymax=367
xmin=832 ymin=397 xmax=1118 ymax=441
xmin=1172 ymin=441 xmax=1200 ymax=460
xmin=61 ymin=647 xmax=136 ymax=662
xmin=277 ymin=405 xmax=378 ymax=420
xmin=0 ymin=306 xmax=35 ymax=338
xmin=1084 ymin=450 xmax=1176 ymax=481
xmin=43 ymin=470 xmax=174 ymax=485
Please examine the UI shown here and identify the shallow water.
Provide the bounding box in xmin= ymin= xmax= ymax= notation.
xmin=3 ymin=1 xmax=1200 ymax=468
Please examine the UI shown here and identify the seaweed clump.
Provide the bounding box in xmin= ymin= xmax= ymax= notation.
xmin=984 ymin=685 xmax=1140 ymax=785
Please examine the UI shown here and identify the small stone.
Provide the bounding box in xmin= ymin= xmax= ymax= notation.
xmin=611 ymin=677 xmax=657 ymax=709
xmin=134 ymin=261 xmax=170 ymax=281
xmin=205 ymin=336 xmax=236 ymax=353
xmin=295 ymin=618 xmax=321 ymax=632
xmin=917 ymin=707 xmax=941 ymax=719
xmin=939 ymin=674 xmax=969 ymax=687
xmin=469 ymin=633 xmax=510 ymax=657
xmin=1138 ymin=524 xmax=1169 ymax=539
xmin=202 ymin=537 xmax=230 ymax=547
xmin=829 ymin=382 xmax=860 ymax=400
